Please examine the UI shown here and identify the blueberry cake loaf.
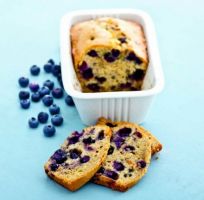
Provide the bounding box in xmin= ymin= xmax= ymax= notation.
xmin=71 ymin=17 xmax=148 ymax=92
xmin=92 ymin=122 xmax=152 ymax=191
xmin=44 ymin=125 xmax=111 ymax=191
xmin=97 ymin=117 xmax=162 ymax=155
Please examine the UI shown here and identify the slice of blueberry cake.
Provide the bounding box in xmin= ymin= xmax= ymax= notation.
xmin=71 ymin=17 xmax=148 ymax=92
xmin=92 ymin=122 xmax=152 ymax=191
xmin=44 ymin=125 xmax=111 ymax=191
xmin=97 ymin=117 xmax=162 ymax=155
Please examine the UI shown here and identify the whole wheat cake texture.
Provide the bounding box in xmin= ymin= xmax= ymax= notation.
xmin=92 ymin=121 xmax=152 ymax=191
xmin=97 ymin=117 xmax=162 ymax=155
xmin=44 ymin=125 xmax=111 ymax=191
xmin=71 ymin=17 xmax=148 ymax=92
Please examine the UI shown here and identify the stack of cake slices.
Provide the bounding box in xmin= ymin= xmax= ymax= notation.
xmin=44 ymin=117 xmax=162 ymax=192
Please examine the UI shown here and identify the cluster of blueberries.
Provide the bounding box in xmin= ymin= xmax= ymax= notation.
xmin=18 ymin=59 xmax=75 ymax=137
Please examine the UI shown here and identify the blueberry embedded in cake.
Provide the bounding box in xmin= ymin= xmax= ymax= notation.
xmin=44 ymin=125 xmax=112 ymax=191
xmin=71 ymin=17 xmax=149 ymax=92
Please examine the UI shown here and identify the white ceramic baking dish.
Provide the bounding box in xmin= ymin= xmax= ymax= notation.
xmin=60 ymin=9 xmax=164 ymax=125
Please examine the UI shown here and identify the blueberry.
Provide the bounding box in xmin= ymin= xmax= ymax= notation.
xmin=43 ymin=125 xmax=56 ymax=137
xmin=87 ymin=50 xmax=98 ymax=57
xmin=43 ymin=80 xmax=54 ymax=90
xmin=68 ymin=131 xmax=83 ymax=145
xmin=108 ymin=146 xmax=114 ymax=155
xmin=30 ymin=65 xmax=40 ymax=76
xmin=137 ymin=160 xmax=146 ymax=168
xmin=47 ymin=59 xmax=55 ymax=65
xmin=106 ymin=122 xmax=117 ymax=128
xmin=82 ymin=137 xmax=95 ymax=145
xmin=135 ymin=131 xmax=142 ymax=138
xmin=52 ymin=88 xmax=63 ymax=99
xmin=82 ymin=68 xmax=93 ymax=79
xmin=118 ymin=37 xmax=127 ymax=43
xmin=31 ymin=92 xmax=41 ymax=102
xmin=28 ymin=117 xmax=39 ymax=128
xmin=95 ymin=76 xmax=106 ymax=83
xmin=42 ymin=95 xmax=53 ymax=107
xmin=51 ymin=114 xmax=63 ymax=126
xmin=38 ymin=112 xmax=49 ymax=123
xmin=126 ymin=52 xmax=142 ymax=64
xmin=51 ymin=149 xmax=67 ymax=163
xmin=20 ymin=99 xmax=30 ymax=109
xmin=129 ymin=69 xmax=145 ymax=81
xmin=65 ymin=95 xmax=75 ymax=106
xmin=87 ymin=83 xmax=100 ymax=91
xmin=49 ymin=104 xmax=60 ymax=115
xmin=29 ymin=83 xmax=39 ymax=92
xmin=124 ymin=145 xmax=135 ymax=151
xmin=52 ymin=64 xmax=61 ymax=77
xmin=19 ymin=91 xmax=30 ymax=100
xmin=97 ymin=130 xmax=104 ymax=140
xmin=104 ymin=52 xmax=115 ymax=62
xmin=18 ymin=77 xmax=29 ymax=87
xmin=69 ymin=149 xmax=81 ymax=159
xmin=117 ymin=127 xmax=132 ymax=137
xmin=43 ymin=63 xmax=53 ymax=73
xmin=39 ymin=86 xmax=50 ymax=97
xmin=113 ymin=161 xmax=125 ymax=171
xmin=112 ymin=136 xmax=125 ymax=149
xmin=104 ymin=170 xmax=119 ymax=180
xmin=111 ymin=49 xmax=120 ymax=58
xmin=97 ymin=167 xmax=105 ymax=174
xmin=80 ymin=155 xmax=90 ymax=163
xmin=120 ymin=82 xmax=131 ymax=89
xmin=49 ymin=163 xmax=59 ymax=171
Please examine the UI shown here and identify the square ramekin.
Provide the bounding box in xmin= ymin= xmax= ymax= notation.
xmin=60 ymin=9 xmax=164 ymax=125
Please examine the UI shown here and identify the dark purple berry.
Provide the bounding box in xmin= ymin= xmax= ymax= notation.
xmin=38 ymin=112 xmax=49 ymax=123
xmin=118 ymin=37 xmax=127 ymax=43
xmin=51 ymin=149 xmax=67 ymax=163
xmin=43 ymin=63 xmax=53 ymax=73
xmin=43 ymin=80 xmax=54 ymax=90
xmin=135 ymin=131 xmax=142 ymax=138
xmin=126 ymin=52 xmax=142 ymax=64
xmin=112 ymin=136 xmax=125 ymax=149
xmin=97 ymin=130 xmax=104 ymax=140
xmin=87 ymin=50 xmax=98 ymax=57
xmin=20 ymin=99 xmax=30 ymax=109
xmin=137 ymin=160 xmax=146 ymax=168
xmin=117 ymin=127 xmax=132 ymax=137
xmin=111 ymin=49 xmax=120 ymax=58
xmin=28 ymin=117 xmax=39 ymax=128
xmin=39 ymin=86 xmax=50 ymax=97
xmin=30 ymin=65 xmax=40 ymax=76
xmin=29 ymin=83 xmax=39 ymax=92
xmin=95 ymin=77 xmax=106 ymax=83
xmin=68 ymin=136 xmax=79 ymax=145
xmin=108 ymin=146 xmax=114 ymax=155
xmin=65 ymin=95 xmax=75 ymax=106
xmin=87 ymin=83 xmax=100 ymax=91
xmin=51 ymin=114 xmax=63 ymax=126
xmin=50 ymin=163 xmax=59 ymax=171
xmin=129 ymin=69 xmax=145 ymax=80
xmin=31 ymin=92 xmax=41 ymax=102
xmin=79 ymin=61 xmax=88 ymax=72
xmin=19 ymin=91 xmax=30 ymax=100
xmin=69 ymin=149 xmax=81 ymax=159
xmin=80 ymin=155 xmax=90 ymax=163
xmin=120 ymin=82 xmax=131 ymax=89
xmin=106 ymin=122 xmax=117 ymax=128
xmin=113 ymin=161 xmax=125 ymax=171
xmin=42 ymin=95 xmax=53 ymax=107
xmin=83 ymin=137 xmax=95 ymax=145
xmin=104 ymin=170 xmax=119 ymax=180
xmin=18 ymin=77 xmax=29 ymax=87
xmin=52 ymin=88 xmax=63 ymax=99
xmin=52 ymin=64 xmax=61 ymax=77
xmin=82 ymin=68 xmax=93 ymax=79
xmin=104 ymin=52 xmax=115 ymax=62
xmin=47 ymin=59 xmax=55 ymax=65
xmin=124 ymin=145 xmax=135 ymax=151
xmin=49 ymin=104 xmax=60 ymax=115
xmin=97 ymin=167 xmax=105 ymax=174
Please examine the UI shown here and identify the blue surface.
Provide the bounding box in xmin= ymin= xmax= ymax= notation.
xmin=0 ymin=0 xmax=204 ymax=199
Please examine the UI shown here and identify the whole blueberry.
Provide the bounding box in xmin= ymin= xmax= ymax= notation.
xmin=43 ymin=80 xmax=54 ymax=90
xmin=52 ymin=64 xmax=61 ymax=77
xmin=42 ymin=95 xmax=53 ymax=107
xmin=137 ymin=160 xmax=146 ymax=168
xmin=38 ymin=112 xmax=49 ymax=123
xmin=47 ymin=59 xmax=55 ymax=65
xmin=20 ymin=99 xmax=30 ymax=109
xmin=49 ymin=104 xmax=60 ymax=115
xmin=31 ymin=92 xmax=41 ymax=102
xmin=51 ymin=114 xmax=63 ymax=126
xmin=28 ymin=117 xmax=39 ymax=128
xmin=80 ymin=155 xmax=90 ymax=163
xmin=18 ymin=77 xmax=29 ymax=87
xmin=43 ymin=63 xmax=53 ymax=73
xmin=30 ymin=65 xmax=40 ymax=76
xmin=52 ymin=88 xmax=63 ymax=99
xmin=43 ymin=125 xmax=56 ymax=137
xmin=29 ymin=83 xmax=39 ymax=92
xmin=39 ymin=86 xmax=50 ymax=97
xmin=65 ymin=95 xmax=75 ymax=106
xmin=19 ymin=91 xmax=30 ymax=100
xmin=111 ymin=49 xmax=120 ymax=58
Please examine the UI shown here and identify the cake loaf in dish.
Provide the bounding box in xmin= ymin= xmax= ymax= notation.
xmin=44 ymin=125 xmax=111 ymax=191
xmin=71 ymin=17 xmax=148 ymax=92
xmin=92 ymin=121 xmax=152 ymax=191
